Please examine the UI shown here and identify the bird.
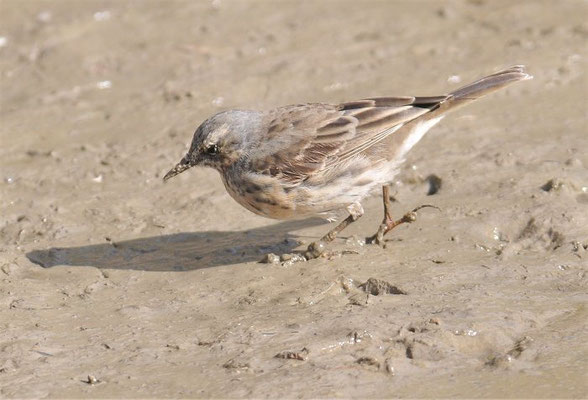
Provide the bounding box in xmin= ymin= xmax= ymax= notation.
xmin=164 ymin=65 xmax=532 ymax=259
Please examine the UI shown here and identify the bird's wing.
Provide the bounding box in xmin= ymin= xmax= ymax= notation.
xmin=251 ymin=96 xmax=448 ymax=185
xmin=333 ymin=96 xmax=448 ymax=164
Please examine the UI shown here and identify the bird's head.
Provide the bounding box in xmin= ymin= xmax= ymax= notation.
xmin=163 ymin=110 xmax=260 ymax=181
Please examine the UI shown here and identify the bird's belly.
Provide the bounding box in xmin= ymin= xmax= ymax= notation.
xmin=220 ymin=166 xmax=385 ymax=220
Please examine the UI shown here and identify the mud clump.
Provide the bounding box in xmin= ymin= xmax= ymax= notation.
xmin=275 ymin=347 xmax=309 ymax=361
xmin=425 ymin=174 xmax=443 ymax=195
xmin=359 ymin=278 xmax=407 ymax=296
xmin=541 ymin=178 xmax=565 ymax=192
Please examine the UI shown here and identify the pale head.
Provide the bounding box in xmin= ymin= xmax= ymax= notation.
xmin=163 ymin=110 xmax=261 ymax=181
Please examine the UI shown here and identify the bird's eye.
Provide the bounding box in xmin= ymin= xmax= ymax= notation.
xmin=205 ymin=144 xmax=219 ymax=155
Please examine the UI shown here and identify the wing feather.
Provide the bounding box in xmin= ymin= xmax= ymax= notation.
xmin=252 ymin=95 xmax=449 ymax=185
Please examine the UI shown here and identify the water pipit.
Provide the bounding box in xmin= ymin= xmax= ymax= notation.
xmin=164 ymin=66 xmax=531 ymax=259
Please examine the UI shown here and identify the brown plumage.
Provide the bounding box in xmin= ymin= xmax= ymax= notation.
xmin=164 ymin=66 xmax=532 ymax=258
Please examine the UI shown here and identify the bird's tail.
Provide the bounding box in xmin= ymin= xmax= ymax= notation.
xmin=385 ymin=65 xmax=532 ymax=161
xmin=440 ymin=65 xmax=532 ymax=112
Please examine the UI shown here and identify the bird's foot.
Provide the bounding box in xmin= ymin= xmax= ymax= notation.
xmin=304 ymin=240 xmax=328 ymax=260
xmin=366 ymin=205 xmax=440 ymax=246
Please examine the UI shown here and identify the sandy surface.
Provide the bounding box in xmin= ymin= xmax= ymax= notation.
xmin=1 ymin=0 xmax=587 ymax=398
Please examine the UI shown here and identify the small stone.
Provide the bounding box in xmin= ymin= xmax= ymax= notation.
xmin=260 ymin=253 xmax=280 ymax=264
xmin=384 ymin=358 xmax=395 ymax=375
xmin=280 ymin=253 xmax=293 ymax=261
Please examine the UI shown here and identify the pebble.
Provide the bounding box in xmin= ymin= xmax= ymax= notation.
xmin=260 ymin=253 xmax=280 ymax=264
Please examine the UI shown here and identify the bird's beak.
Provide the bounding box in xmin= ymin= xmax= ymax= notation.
xmin=163 ymin=156 xmax=192 ymax=182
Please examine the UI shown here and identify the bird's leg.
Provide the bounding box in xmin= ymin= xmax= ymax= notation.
xmin=366 ymin=185 xmax=439 ymax=246
xmin=366 ymin=185 xmax=394 ymax=245
xmin=382 ymin=185 xmax=393 ymax=222
xmin=306 ymin=202 xmax=364 ymax=259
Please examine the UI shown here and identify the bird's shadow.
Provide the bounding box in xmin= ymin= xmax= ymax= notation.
xmin=26 ymin=218 xmax=325 ymax=272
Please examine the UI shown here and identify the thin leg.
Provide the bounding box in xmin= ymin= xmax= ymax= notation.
xmin=366 ymin=185 xmax=394 ymax=245
xmin=320 ymin=214 xmax=356 ymax=243
xmin=306 ymin=202 xmax=364 ymax=259
xmin=382 ymin=185 xmax=393 ymax=221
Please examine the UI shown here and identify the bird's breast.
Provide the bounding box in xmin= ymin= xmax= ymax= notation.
xmin=220 ymin=169 xmax=300 ymax=220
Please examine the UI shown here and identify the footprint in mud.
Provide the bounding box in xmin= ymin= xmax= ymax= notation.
xmin=338 ymin=277 xmax=407 ymax=306
xmin=384 ymin=319 xmax=451 ymax=362
xmin=485 ymin=336 xmax=535 ymax=368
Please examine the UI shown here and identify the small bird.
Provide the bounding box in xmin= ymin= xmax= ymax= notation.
xmin=164 ymin=66 xmax=531 ymax=259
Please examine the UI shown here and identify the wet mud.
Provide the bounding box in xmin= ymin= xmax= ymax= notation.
xmin=1 ymin=1 xmax=587 ymax=398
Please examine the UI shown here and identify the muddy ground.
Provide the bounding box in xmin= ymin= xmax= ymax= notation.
xmin=1 ymin=1 xmax=587 ymax=398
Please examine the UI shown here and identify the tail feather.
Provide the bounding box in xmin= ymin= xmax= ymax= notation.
xmin=451 ymin=65 xmax=532 ymax=99
xmin=441 ymin=65 xmax=532 ymax=112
